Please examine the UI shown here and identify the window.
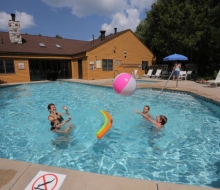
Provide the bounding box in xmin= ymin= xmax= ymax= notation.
xmin=0 ymin=60 xmax=15 ymax=73
xmin=102 ymin=59 xmax=113 ymax=71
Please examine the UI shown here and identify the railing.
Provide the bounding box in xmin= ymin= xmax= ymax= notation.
xmin=157 ymin=70 xmax=174 ymax=98
xmin=120 ymin=63 xmax=141 ymax=68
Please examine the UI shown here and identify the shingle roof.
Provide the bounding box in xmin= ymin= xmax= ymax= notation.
xmin=0 ymin=32 xmax=88 ymax=55
xmin=0 ymin=29 xmax=131 ymax=56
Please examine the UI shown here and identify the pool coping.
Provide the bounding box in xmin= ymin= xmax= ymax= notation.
xmin=0 ymin=79 xmax=220 ymax=190
xmin=0 ymin=158 xmax=217 ymax=190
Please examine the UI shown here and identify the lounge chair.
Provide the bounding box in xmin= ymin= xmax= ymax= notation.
xmin=143 ymin=69 xmax=153 ymax=78
xmin=151 ymin=69 xmax=162 ymax=78
xmin=206 ymin=70 xmax=220 ymax=87
xmin=161 ymin=70 xmax=169 ymax=79
xmin=179 ymin=71 xmax=187 ymax=81
xmin=186 ymin=71 xmax=193 ymax=80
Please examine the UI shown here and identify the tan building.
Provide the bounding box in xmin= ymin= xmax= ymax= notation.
xmin=0 ymin=14 xmax=153 ymax=84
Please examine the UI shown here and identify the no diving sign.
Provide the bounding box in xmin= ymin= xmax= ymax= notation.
xmin=25 ymin=171 xmax=66 ymax=190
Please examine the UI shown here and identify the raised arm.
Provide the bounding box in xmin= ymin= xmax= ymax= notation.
xmin=134 ymin=109 xmax=157 ymax=126
xmin=54 ymin=123 xmax=73 ymax=133
xmin=61 ymin=106 xmax=70 ymax=115
xmin=60 ymin=117 xmax=72 ymax=127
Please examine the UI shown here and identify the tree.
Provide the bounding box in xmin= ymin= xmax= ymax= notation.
xmin=55 ymin=35 xmax=62 ymax=39
xmin=135 ymin=0 xmax=220 ymax=76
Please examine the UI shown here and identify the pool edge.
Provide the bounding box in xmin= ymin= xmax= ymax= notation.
xmin=0 ymin=158 xmax=217 ymax=190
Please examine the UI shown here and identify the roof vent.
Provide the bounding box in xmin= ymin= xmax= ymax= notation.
xmin=114 ymin=28 xmax=117 ymax=34
xmin=55 ymin=44 xmax=61 ymax=48
xmin=100 ymin=30 xmax=106 ymax=41
xmin=39 ymin=43 xmax=46 ymax=47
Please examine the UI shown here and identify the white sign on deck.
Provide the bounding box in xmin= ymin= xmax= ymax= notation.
xmin=25 ymin=171 xmax=66 ymax=190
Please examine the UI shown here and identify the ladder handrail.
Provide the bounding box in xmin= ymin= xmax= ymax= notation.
xmin=157 ymin=70 xmax=174 ymax=97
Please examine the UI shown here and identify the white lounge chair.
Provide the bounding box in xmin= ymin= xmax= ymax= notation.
xmin=186 ymin=71 xmax=193 ymax=80
xmin=143 ymin=69 xmax=153 ymax=78
xmin=179 ymin=71 xmax=187 ymax=81
xmin=151 ymin=69 xmax=162 ymax=78
xmin=206 ymin=70 xmax=220 ymax=87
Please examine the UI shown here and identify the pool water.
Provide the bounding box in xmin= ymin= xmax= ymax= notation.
xmin=0 ymin=82 xmax=220 ymax=188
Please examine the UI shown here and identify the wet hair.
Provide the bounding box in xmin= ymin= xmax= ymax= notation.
xmin=144 ymin=105 xmax=150 ymax=110
xmin=50 ymin=120 xmax=56 ymax=127
xmin=160 ymin=115 xmax=168 ymax=125
xmin=48 ymin=103 xmax=55 ymax=111
xmin=50 ymin=126 xmax=56 ymax=131
xmin=50 ymin=120 xmax=58 ymax=130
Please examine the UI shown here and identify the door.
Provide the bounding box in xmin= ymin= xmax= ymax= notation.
xmin=78 ymin=59 xmax=83 ymax=79
xmin=142 ymin=61 xmax=148 ymax=74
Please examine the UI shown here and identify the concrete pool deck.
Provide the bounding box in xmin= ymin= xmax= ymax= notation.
xmin=0 ymin=78 xmax=220 ymax=190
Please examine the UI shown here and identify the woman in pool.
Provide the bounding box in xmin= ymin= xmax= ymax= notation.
xmin=134 ymin=109 xmax=167 ymax=129
xmin=50 ymin=117 xmax=73 ymax=133
xmin=47 ymin=103 xmax=70 ymax=122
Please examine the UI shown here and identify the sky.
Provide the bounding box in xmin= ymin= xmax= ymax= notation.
xmin=0 ymin=0 xmax=155 ymax=41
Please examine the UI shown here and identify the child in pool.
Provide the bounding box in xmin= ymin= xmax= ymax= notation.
xmin=134 ymin=109 xmax=167 ymax=129
xmin=142 ymin=105 xmax=153 ymax=119
xmin=50 ymin=117 xmax=73 ymax=133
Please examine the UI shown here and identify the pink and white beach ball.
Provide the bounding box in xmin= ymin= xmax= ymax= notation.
xmin=113 ymin=73 xmax=137 ymax=97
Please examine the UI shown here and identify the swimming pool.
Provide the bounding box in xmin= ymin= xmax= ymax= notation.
xmin=0 ymin=82 xmax=220 ymax=188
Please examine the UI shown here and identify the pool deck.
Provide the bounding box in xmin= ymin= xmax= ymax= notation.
xmin=0 ymin=78 xmax=220 ymax=190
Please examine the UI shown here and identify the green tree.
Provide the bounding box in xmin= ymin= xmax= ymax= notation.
xmin=55 ymin=35 xmax=62 ymax=38
xmin=135 ymin=0 xmax=220 ymax=76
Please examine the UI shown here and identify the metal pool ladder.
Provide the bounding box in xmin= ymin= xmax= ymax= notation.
xmin=157 ymin=70 xmax=174 ymax=98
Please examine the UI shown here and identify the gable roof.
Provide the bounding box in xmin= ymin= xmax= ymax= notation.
xmin=0 ymin=29 xmax=151 ymax=56
xmin=72 ymin=29 xmax=131 ymax=54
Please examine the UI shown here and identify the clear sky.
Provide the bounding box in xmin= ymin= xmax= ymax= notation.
xmin=0 ymin=0 xmax=155 ymax=41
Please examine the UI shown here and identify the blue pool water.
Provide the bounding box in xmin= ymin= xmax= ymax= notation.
xmin=0 ymin=82 xmax=220 ymax=188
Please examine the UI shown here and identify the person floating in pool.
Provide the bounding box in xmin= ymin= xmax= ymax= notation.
xmin=47 ymin=103 xmax=70 ymax=122
xmin=134 ymin=109 xmax=167 ymax=129
xmin=50 ymin=117 xmax=73 ymax=133
xmin=142 ymin=105 xmax=153 ymax=119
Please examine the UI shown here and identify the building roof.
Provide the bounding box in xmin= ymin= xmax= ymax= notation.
xmin=0 ymin=29 xmax=133 ymax=56
xmin=0 ymin=32 xmax=88 ymax=56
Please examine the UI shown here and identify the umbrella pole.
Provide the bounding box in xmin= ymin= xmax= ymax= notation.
xmin=157 ymin=70 xmax=174 ymax=98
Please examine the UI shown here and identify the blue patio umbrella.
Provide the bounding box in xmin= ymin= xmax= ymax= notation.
xmin=163 ymin=53 xmax=188 ymax=61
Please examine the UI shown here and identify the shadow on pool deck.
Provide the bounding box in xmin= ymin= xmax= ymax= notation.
xmin=0 ymin=78 xmax=220 ymax=190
